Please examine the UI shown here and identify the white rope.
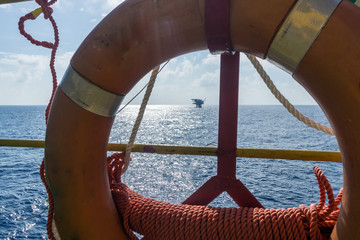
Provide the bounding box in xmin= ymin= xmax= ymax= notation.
xmin=122 ymin=65 xmax=160 ymax=173
xmin=245 ymin=54 xmax=334 ymax=136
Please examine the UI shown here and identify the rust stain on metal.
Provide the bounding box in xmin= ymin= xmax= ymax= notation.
xmin=143 ymin=145 xmax=156 ymax=153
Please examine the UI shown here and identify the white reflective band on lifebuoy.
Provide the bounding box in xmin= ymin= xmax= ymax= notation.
xmin=267 ymin=0 xmax=342 ymax=74
xmin=59 ymin=66 xmax=124 ymax=117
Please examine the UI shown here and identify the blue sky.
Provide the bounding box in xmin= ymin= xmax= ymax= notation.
xmin=0 ymin=0 xmax=317 ymax=106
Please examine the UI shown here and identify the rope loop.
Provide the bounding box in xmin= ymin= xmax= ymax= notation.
xmin=107 ymin=152 xmax=139 ymax=239
xmin=107 ymin=152 xmax=128 ymax=184
xmin=18 ymin=0 xmax=57 ymax=49
xmin=297 ymin=167 xmax=342 ymax=239
xmin=18 ymin=0 xmax=59 ymax=123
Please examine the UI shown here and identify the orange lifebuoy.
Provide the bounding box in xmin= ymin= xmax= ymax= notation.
xmin=44 ymin=0 xmax=360 ymax=239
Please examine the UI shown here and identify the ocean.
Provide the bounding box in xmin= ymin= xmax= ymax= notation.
xmin=0 ymin=105 xmax=342 ymax=239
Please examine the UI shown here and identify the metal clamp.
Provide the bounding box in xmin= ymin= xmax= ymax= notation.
xmin=59 ymin=66 xmax=124 ymax=117
xmin=267 ymin=0 xmax=342 ymax=74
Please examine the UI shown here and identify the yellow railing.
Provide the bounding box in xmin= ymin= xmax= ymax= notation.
xmin=0 ymin=138 xmax=341 ymax=162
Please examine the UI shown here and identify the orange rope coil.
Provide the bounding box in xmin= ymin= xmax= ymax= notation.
xmin=107 ymin=153 xmax=342 ymax=240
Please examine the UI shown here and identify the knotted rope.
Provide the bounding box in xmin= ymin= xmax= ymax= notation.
xmin=18 ymin=0 xmax=59 ymax=123
xmin=108 ymin=153 xmax=342 ymax=240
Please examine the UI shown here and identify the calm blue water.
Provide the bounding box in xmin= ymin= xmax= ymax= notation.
xmin=0 ymin=105 xmax=342 ymax=239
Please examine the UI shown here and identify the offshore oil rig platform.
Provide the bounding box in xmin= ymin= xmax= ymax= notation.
xmin=191 ymin=98 xmax=205 ymax=108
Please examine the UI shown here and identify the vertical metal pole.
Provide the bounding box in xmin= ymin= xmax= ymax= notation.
xmin=183 ymin=52 xmax=263 ymax=208
xmin=217 ymin=52 xmax=239 ymax=177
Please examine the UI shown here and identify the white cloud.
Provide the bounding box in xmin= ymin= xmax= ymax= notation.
xmin=178 ymin=59 xmax=194 ymax=77
xmin=159 ymin=65 xmax=181 ymax=80
xmin=104 ymin=0 xmax=124 ymax=10
xmin=54 ymin=51 xmax=74 ymax=76
xmin=239 ymin=73 xmax=278 ymax=105
xmin=0 ymin=51 xmax=73 ymax=105
xmin=0 ymin=49 xmax=316 ymax=106
xmin=0 ymin=52 xmax=47 ymax=82
xmin=128 ymin=51 xmax=316 ymax=106
xmin=158 ymin=58 xmax=195 ymax=81
xmin=202 ymin=53 xmax=219 ymax=65
xmin=90 ymin=0 xmax=124 ymax=13
xmin=238 ymin=55 xmax=316 ymax=105
xmin=0 ymin=4 xmax=11 ymax=9
xmin=20 ymin=7 xmax=30 ymax=14
xmin=193 ymin=69 xmax=219 ymax=89
xmin=53 ymin=0 xmax=74 ymax=11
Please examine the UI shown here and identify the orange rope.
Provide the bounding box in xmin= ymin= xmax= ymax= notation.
xmin=18 ymin=0 xmax=59 ymax=124
xmin=108 ymin=153 xmax=342 ymax=240
xmin=40 ymin=160 xmax=56 ymax=240
xmin=19 ymin=1 xmax=59 ymax=239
